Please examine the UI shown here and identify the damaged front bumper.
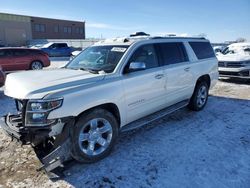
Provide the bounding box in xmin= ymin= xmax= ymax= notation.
xmin=0 ymin=114 xmax=74 ymax=178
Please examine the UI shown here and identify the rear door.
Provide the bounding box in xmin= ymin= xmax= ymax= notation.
xmin=122 ymin=44 xmax=167 ymax=123
xmin=156 ymin=42 xmax=193 ymax=105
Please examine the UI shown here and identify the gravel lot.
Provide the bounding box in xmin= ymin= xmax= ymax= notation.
xmin=0 ymin=61 xmax=250 ymax=188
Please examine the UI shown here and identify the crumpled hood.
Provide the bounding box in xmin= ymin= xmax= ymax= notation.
xmin=4 ymin=69 xmax=105 ymax=99
xmin=217 ymin=53 xmax=250 ymax=62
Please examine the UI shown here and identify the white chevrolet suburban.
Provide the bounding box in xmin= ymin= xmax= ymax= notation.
xmin=1 ymin=34 xmax=218 ymax=174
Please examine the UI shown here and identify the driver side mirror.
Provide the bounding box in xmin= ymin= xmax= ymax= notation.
xmin=128 ymin=62 xmax=146 ymax=72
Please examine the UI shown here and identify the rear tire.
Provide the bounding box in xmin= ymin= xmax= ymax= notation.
xmin=188 ymin=81 xmax=209 ymax=111
xmin=71 ymin=109 xmax=119 ymax=163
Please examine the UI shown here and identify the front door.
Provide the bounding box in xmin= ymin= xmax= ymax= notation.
xmin=122 ymin=44 xmax=167 ymax=124
xmin=0 ymin=49 xmax=13 ymax=71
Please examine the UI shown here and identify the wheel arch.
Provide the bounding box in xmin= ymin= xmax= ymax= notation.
xmin=196 ymin=74 xmax=211 ymax=89
xmin=76 ymin=103 xmax=121 ymax=128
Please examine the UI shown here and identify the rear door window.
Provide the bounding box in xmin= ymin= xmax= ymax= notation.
xmin=157 ymin=42 xmax=188 ymax=65
xmin=189 ymin=42 xmax=215 ymax=59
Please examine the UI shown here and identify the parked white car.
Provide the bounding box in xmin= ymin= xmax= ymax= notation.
xmin=0 ymin=34 xmax=218 ymax=174
xmin=213 ymin=45 xmax=224 ymax=54
xmin=218 ymin=42 xmax=250 ymax=79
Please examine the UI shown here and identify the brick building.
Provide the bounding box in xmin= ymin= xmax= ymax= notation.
xmin=0 ymin=12 xmax=85 ymax=46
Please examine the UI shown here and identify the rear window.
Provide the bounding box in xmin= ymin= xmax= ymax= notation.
xmin=157 ymin=42 xmax=188 ymax=65
xmin=189 ymin=42 xmax=215 ymax=59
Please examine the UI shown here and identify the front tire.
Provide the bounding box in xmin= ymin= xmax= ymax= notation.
xmin=71 ymin=109 xmax=119 ymax=163
xmin=188 ymin=81 xmax=209 ymax=111
xmin=30 ymin=61 xmax=43 ymax=70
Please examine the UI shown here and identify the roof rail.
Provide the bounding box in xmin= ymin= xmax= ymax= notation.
xmin=96 ymin=34 xmax=206 ymax=45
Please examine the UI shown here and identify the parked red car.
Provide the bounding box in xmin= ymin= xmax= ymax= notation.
xmin=0 ymin=65 xmax=5 ymax=87
xmin=0 ymin=48 xmax=50 ymax=72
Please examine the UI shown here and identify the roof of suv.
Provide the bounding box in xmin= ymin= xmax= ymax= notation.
xmin=94 ymin=36 xmax=208 ymax=46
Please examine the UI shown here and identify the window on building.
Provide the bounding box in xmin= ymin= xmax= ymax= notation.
xmin=54 ymin=25 xmax=59 ymax=33
xmin=76 ymin=27 xmax=80 ymax=34
xmin=68 ymin=27 xmax=72 ymax=34
xmin=63 ymin=26 xmax=72 ymax=34
xmin=80 ymin=28 xmax=84 ymax=34
xmin=34 ymin=24 xmax=46 ymax=32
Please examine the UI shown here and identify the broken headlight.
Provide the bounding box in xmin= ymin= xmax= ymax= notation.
xmin=25 ymin=98 xmax=63 ymax=126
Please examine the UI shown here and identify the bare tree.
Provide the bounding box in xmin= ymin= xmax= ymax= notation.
xmin=236 ymin=37 xmax=247 ymax=43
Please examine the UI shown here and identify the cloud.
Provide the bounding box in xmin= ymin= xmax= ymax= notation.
xmin=86 ymin=22 xmax=146 ymax=31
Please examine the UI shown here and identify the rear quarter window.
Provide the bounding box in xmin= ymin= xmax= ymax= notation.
xmin=189 ymin=42 xmax=215 ymax=60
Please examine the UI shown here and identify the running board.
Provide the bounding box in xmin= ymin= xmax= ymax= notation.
xmin=121 ymin=100 xmax=189 ymax=132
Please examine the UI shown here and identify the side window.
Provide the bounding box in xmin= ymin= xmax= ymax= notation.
xmin=189 ymin=42 xmax=215 ymax=59
xmin=13 ymin=49 xmax=27 ymax=56
xmin=128 ymin=44 xmax=159 ymax=69
xmin=0 ymin=50 xmax=5 ymax=57
xmin=60 ymin=43 xmax=67 ymax=48
xmin=157 ymin=42 xmax=188 ymax=65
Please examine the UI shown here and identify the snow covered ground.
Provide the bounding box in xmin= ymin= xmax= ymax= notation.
xmin=0 ymin=61 xmax=249 ymax=188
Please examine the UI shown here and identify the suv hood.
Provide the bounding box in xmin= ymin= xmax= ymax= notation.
xmin=4 ymin=69 xmax=105 ymax=99
xmin=217 ymin=53 xmax=250 ymax=62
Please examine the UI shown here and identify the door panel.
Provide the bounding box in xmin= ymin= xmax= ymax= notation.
xmin=122 ymin=44 xmax=167 ymax=124
xmin=12 ymin=50 xmax=32 ymax=70
xmin=156 ymin=42 xmax=194 ymax=105
xmin=164 ymin=63 xmax=193 ymax=105
xmin=122 ymin=68 xmax=166 ymax=124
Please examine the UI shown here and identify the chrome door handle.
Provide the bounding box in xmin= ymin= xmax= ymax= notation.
xmin=184 ymin=67 xmax=190 ymax=72
xmin=155 ymin=74 xmax=164 ymax=79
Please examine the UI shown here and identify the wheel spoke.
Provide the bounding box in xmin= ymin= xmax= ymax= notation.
xmin=97 ymin=137 xmax=107 ymax=146
xmin=99 ymin=124 xmax=111 ymax=133
xmin=87 ymin=141 xmax=95 ymax=154
xmin=79 ymin=133 xmax=89 ymax=141
xmin=90 ymin=119 xmax=98 ymax=129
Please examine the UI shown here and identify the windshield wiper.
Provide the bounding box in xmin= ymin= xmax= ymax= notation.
xmin=78 ymin=67 xmax=99 ymax=74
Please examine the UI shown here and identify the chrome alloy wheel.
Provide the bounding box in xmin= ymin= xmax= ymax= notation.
xmin=78 ymin=118 xmax=113 ymax=156
xmin=197 ymin=85 xmax=208 ymax=108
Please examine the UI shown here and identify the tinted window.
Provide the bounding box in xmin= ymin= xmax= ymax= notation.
xmin=129 ymin=44 xmax=158 ymax=69
xmin=0 ymin=50 xmax=12 ymax=57
xmin=157 ymin=43 xmax=188 ymax=65
xmin=13 ymin=49 xmax=28 ymax=56
xmin=189 ymin=42 xmax=215 ymax=59
xmin=59 ymin=43 xmax=67 ymax=48
xmin=0 ymin=50 xmax=5 ymax=57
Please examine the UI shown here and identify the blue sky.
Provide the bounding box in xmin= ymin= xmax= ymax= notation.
xmin=0 ymin=0 xmax=249 ymax=42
